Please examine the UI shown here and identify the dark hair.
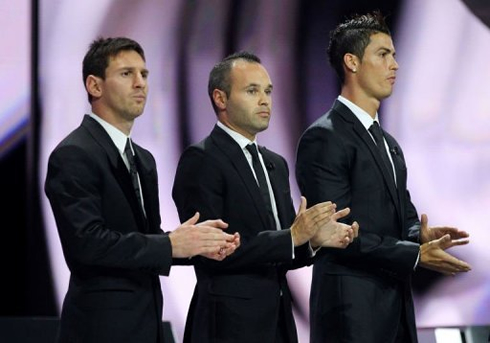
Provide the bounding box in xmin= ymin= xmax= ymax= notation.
xmin=327 ymin=11 xmax=390 ymax=83
xmin=82 ymin=37 xmax=145 ymax=103
xmin=208 ymin=51 xmax=261 ymax=114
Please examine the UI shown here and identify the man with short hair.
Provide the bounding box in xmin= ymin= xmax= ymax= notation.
xmin=296 ymin=12 xmax=471 ymax=343
xmin=172 ymin=51 xmax=358 ymax=343
xmin=45 ymin=37 xmax=239 ymax=343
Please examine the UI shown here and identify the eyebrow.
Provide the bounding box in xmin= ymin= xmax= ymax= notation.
xmin=245 ymin=83 xmax=273 ymax=89
xmin=377 ymin=47 xmax=396 ymax=55
xmin=118 ymin=66 xmax=150 ymax=75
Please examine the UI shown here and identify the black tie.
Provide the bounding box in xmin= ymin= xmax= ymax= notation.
xmin=369 ymin=121 xmax=395 ymax=182
xmin=124 ymin=138 xmax=145 ymax=215
xmin=246 ymin=144 xmax=276 ymax=229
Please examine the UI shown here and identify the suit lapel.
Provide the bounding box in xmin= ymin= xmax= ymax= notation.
xmin=259 ymin=146 xmax=288 ymax=230
xmin=333 ymin=101 xmax=401 ymax=215
xmin=210 ymin=125 xmax=273 ymax=230
xmin=81 ymin=115 xmax=148 ymax=231
xmin=132 ymin=145 xmax=157 ymax=232
xmin=384 ymin=133 xmax=407 ymax=231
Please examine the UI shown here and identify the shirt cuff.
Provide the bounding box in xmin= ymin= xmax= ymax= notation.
xmin=413 ymin=249 xmax=421 ymax=270
xmin=309 ymin=242 xmax=321 ymax=257
xmin=290 ymin=232 xmax=295 ymax=259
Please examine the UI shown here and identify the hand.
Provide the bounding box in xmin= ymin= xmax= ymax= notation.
xmin=290 ymin=197 xmax=337 ymax=246
xmin=419 ymin=234 xmax=471 ymax=276
xmin=310 ymin=207 xmax=360 ymax=249
xmin=201 ymin=232 xmax=241 ymax=261
xmin=420 ymin=213 xmax=469 ymax=244
xmin=169 ymin=212 xmax=237 ymax=258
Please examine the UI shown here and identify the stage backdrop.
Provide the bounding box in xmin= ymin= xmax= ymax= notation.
xmin=0 ymin=0 xmax=30 ymax=157
xmin=37 ymin=0 xmax=489 ymax=341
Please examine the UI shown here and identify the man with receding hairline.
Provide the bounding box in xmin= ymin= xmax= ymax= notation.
xmin=173 ymin=51 xmax=359 ymax=343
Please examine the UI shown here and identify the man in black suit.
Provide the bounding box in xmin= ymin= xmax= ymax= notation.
xmin=172 ymin=51 xmax=359 ymax=343
xmin=45 ymin=37 xmax=240 ymax=343
xmin=296 ymin=12 xmax=472 ymax=343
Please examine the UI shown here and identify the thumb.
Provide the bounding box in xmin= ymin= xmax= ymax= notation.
xmin=183 ymin=212 xmax=200 ymax=226
xmin=421 ymin=213 xmax=428 ymax=228
xmin=436 ymin=234 xmax=451 ymax=249
xmin=296 ymin=196 xmax=307 ymax=216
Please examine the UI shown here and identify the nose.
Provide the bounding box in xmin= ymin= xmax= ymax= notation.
xmin=259 ymin=90 xmax=270 ymax=106
xmin=134 ymin=72 xmax=147 ymax=88
xmin=391 ymin=57 xmax=399 ymax=71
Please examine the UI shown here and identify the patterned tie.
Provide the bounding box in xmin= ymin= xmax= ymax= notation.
xmin=246 ymin=144 xmax=276 ymax=229
xmin=369 ymin=121 xmax=395 ymax=182
xmin=124 ymin=138 xmax=145 ymax=215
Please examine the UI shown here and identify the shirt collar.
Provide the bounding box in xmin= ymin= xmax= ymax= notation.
xmin=337 ymin=95 xmax=379 ymax=130
xmin=89 ymin=113 xmax=130 ymax=154
xmin=217 ymin=121 xmax=257 ymax=150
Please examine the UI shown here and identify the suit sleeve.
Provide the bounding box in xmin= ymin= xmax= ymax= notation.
xmin=172 ymin=147 xmax=294 ymax=272
xmin=296 ymin=126 xmax=419 ymax=281
xmin=45 ymin=144 xmax=172 ymax=275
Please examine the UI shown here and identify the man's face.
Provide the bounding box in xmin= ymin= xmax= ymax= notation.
xmin=222 ymin=60 xmax=273 ymax=141
xmin=356 ymin=32 xmax=398 ymax=101
xmin=97 ymin=50 xmax=149 ymax=121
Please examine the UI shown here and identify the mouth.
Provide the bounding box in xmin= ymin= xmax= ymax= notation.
xmin=133 ymin=94 xmax=147 ymax=102
xmin=387 ymin=76 xmax=396 ymax=84
xmin=257 ymin=110 xmax=271 ymax=118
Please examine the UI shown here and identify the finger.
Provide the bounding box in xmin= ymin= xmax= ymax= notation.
xmin=451 ymin=229 xmax=469 ymax=239
xmin=297 ymin=196 xmax=307 ymax=216
xmin=182 ymin=212 xmax=200 ymax=226
xmin=445 ymin=238 xmax=470 ymax=248
xmin=233 ymin=233 xmax=241 ymax=247
xmin=421 ymin=213 xmax=428 ymax=227
xmin=435 ymin=234 xmax=451 ymax=249
xmin=439 ymin=251 xmax=472 ymax=271
xmin=434 ymin=226 xmax=469 ymax=239
xmin=198 ymin=219 xmax=229 ymax=230
xmin=318 ymin=201 xmax=336 ymax=214
xmin=195 ymin=227 xmax=234 ymax=243
xmin=352 ymin=221 xmax=360 ymax=237
xmin=332 ymin=207 xmax=350 ymax=221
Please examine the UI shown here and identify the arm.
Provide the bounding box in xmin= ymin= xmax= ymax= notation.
xmin=173 ymin=147 xmax=303 ymax=271
xmin=45 ymin=144 xmax=173 ymax=275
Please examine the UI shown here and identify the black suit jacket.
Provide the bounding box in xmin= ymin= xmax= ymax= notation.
xmin=45 ymin=115 xmax=172 ymax=343
xmin=172 ymin=125 xmax=309 ymax=343
xmin=296 ymin=100 xmax=421 ymax=343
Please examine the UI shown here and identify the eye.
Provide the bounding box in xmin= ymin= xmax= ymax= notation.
xmin=121 ymin=70 xmax=132 ymax=77
xmin=247 ymin=88 xmax=258 ymax=95
xmin=141 ymin=71 xmax=149 ymax=79
xmin=265 ymin=89 xmax=272 ymax=96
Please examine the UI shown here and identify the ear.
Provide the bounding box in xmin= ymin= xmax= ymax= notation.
xmin=86 ymin=75 xmax=103 ymax=99
xmin=343 ymin=53 xmax=359 ymax=73
xmin=212 ymin=89 xmax=227 ymax=111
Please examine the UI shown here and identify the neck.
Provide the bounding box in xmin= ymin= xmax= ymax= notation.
xmin=340 ymin=86 xmax=380 ymax=119
xmin=218 ymin=117 xmax=256 ymax=141
xmin=92 ymin=107 xmax=134 ymax=136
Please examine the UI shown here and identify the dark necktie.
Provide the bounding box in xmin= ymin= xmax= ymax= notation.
xmin=246 ymin=144 xmax=276 ymax=229
xmin=369 ymin=121 xmax=395 ymax=182
xmin=124 ymin=138 xmax=145 ymax=215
